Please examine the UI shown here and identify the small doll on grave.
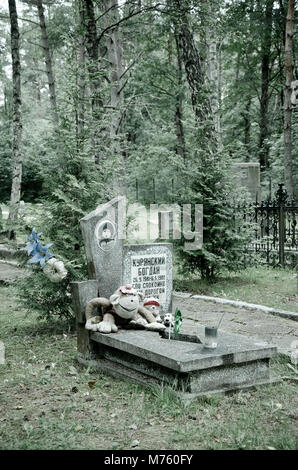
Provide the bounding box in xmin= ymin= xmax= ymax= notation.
xmin=143 ymin=297 xmax=162 ymax=323
xmin=85 ymin=284 xmax=166 ymax=334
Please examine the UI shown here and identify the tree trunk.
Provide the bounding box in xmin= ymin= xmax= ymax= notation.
xmin=105 ymin=0 xmax=126 ymax=195
xmin=258 ymin=0 xmax=274 ymax=170
xmin=105 ymin=0 xmax=124 ymax=138
xmin=174 ymin=31 xmax=186 ymax=161
xmin=36 ymin=0 xmax=58 ymax=122
xmin=83 ymin=0 xmax=104 ymax=166
xmin=243 ymin=98 xmax=251 ymax=161
xmin=8 ymin=0 xmax=22 ymax=237
xmin=171 ymin=0 xmax=214 ymax=147
xmin=205 ymin=1 xmax=221 ymax=145
xmin=283 ymin=0 xmax=295 ymax=199
xmin=76 ymin=0 xmax=86 ymax=153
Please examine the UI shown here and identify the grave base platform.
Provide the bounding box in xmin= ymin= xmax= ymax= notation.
xmin=77 ymin=327 xmax=279 ymax=399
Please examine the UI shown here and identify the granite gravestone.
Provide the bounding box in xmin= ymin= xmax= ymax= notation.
xmin=87 ymin=328 xmax=278 ymax=397
xmin=71 ymin=196 xmax=173 ymax=359
xmin=79 ymin=196 xmax=126 ymax=298
xmin=72 ymin=196 xmax=277 ymax=399
xmin=78 ymin=196 xmax=173 ymax=310
xmin=232 ymin=162 xmax=261 ymax=202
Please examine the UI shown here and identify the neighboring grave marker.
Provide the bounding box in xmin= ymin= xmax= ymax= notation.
xmin=232 ymin=162 xmax=261 ymax=202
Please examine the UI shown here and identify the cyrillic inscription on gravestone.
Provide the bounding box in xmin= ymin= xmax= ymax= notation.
xmin=123 ymin=244 xmax=173 ymax=313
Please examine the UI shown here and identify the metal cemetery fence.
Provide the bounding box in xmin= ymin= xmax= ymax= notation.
xmin=130 ymin=179 xmax=297 ymax=268
xmin=235 ymin=184 xmax=297 ymax=268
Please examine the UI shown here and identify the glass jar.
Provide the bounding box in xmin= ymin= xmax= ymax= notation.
xmin=204 ymin=326 xmax=218 ymax=349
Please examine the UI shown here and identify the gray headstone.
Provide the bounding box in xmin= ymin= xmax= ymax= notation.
xmin=79 ymin=197 xmax=174 ymax=309
xmin=232 ymin=162 xmax=261 ymax=202
xmin=80 ymin=196 xmax=126 ymax=298
xmin=122 ymin=243 xmax=173 ymax=313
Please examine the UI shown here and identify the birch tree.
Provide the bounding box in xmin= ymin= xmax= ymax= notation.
xmin=7 ymin=0 xmax=22 ymax=236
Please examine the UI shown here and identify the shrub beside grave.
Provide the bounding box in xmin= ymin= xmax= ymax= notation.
xmin=15 ymin=228 xmax=76 ymax=320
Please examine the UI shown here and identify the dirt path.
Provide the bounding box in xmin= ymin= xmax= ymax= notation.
xmin=173 ymin=294 xmax=298 ymax=356
xmin=0 ymin=262 xmax=30 ymax=281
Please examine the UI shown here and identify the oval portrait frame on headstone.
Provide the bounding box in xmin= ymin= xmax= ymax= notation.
xmin=95 ymin=219 xmax=117 ymax=252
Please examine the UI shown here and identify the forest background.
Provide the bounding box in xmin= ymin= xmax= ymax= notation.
xmin=0 ymin=0 xmax=297 ymax=316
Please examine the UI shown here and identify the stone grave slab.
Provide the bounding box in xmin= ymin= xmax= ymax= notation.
xmin=76 ymin=327 xmax=278 ymax=398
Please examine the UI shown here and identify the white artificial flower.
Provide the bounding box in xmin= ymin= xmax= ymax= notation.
xmin=43 ymin=257 xmax=68 ymax=283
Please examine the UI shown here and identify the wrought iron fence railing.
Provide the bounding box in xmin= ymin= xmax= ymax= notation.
xmin=129 ymin=179 xmax=297 ymax=268
xmin=233 ymin=183 xmax=297 ymax=268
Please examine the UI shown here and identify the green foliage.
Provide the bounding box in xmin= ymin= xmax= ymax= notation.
xmin=175 ymin=154 xmax=253 ymax=280
xmin=15 ymin=227 xmax=83 ymax=321
xmin=16 ymin=269 xmax=73 ymax=321
xmin=39 ymin=85 xmax=113 ymax=265
xmin=221 ymin=0 xmax=297 ymax=195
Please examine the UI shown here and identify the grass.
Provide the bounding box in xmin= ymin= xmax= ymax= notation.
xmin=174 ymin=266 xmax=298 ymax=313
xmin=0 ymin=283 xmax=297 ymax=450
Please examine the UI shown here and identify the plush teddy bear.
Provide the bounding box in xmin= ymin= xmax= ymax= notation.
xmin=85 ymin=284 xmax=166 ymax=334
xmin=143 ymin=297 xmax=162 ymax=323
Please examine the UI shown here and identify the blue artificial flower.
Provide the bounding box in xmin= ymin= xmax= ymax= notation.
xmin=23 ymin=228 xmax=44 ymax=255
xmin=24 ymin=228 xmax=53 ymax=267
xmin=27 ymin=228 xmax=43 ymax=242
xmin=24 ymin=240 xmax=37 ymax=255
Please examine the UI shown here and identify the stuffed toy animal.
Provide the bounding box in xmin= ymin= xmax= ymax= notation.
xmin=163 ymin=313 xmax=174 ymax=328
xmin=85 ymin=284 xmax=166 ymax=334
xmin=143 ymin=297 xmax=162 ymax=323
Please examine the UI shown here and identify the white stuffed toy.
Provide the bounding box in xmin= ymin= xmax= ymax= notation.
xmin=163 ymin=313 xmax=174 ymax=328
